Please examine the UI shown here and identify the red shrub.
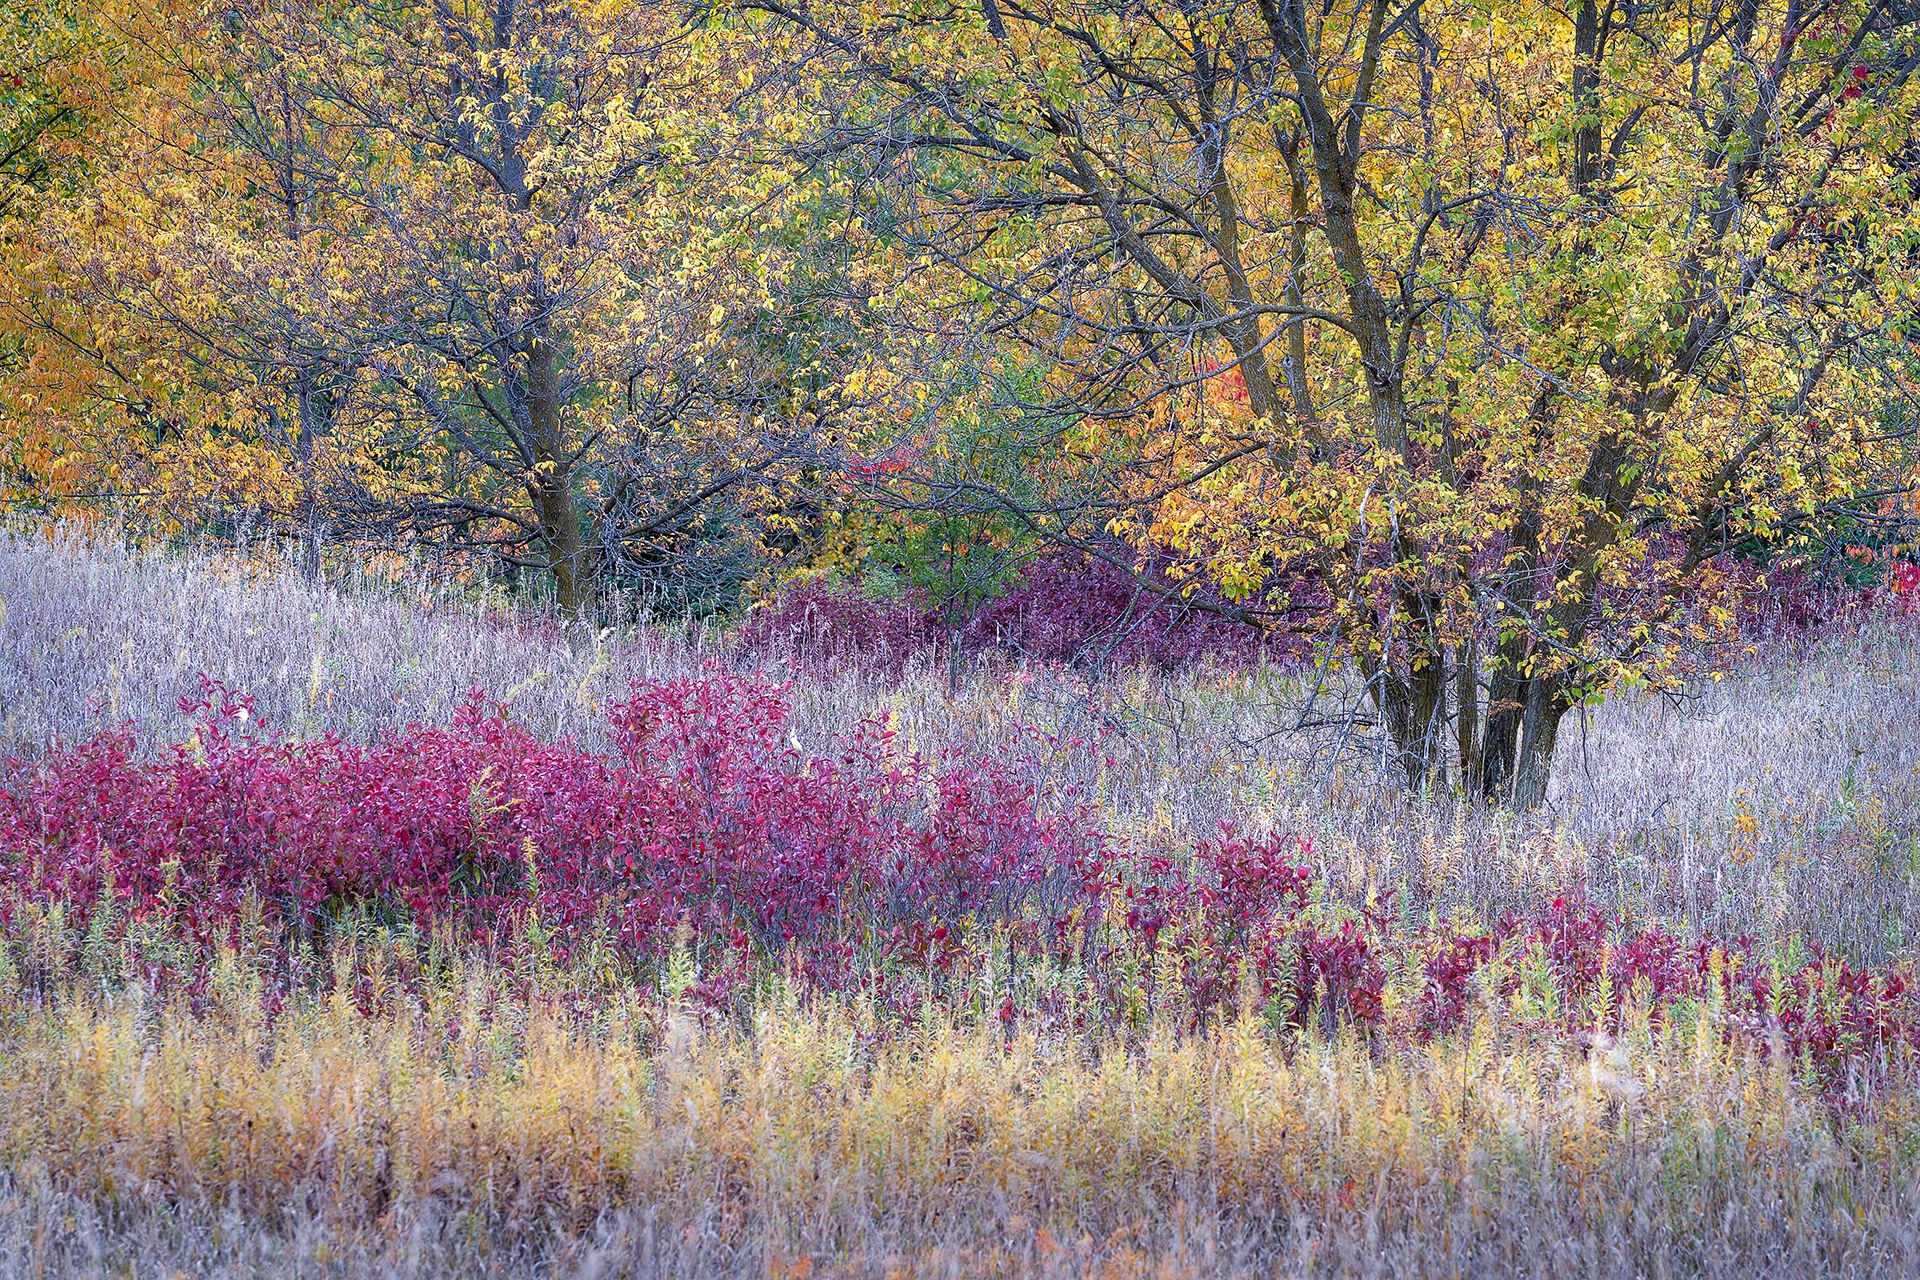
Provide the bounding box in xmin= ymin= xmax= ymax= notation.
xmin=732 ymin=581 xmax=939 ymax=676
xmin=1 ymin=677 xmax=1914 ymax=1093
xmin=962 ymin=552 xmax=1312 ymax=671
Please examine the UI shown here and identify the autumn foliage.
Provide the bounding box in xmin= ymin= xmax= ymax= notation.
xmin=3 ymin=2 xmax=1920 ymax=1267
xmin=2 ymin=0 xmax=1916 ymax=818
xmin=2 ymin=669 xmax=1913 ymax=1097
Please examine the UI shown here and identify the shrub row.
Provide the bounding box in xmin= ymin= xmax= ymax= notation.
xmin=1 ymin=673 xmax=1914 ymax=1092
xmin=738 ymin=551 xmax=1920 ymax=679
xmin=735 ymin=552 xmax=1307 ymax=676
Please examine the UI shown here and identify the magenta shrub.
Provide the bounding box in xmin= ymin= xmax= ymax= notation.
xmin=1734 ymin=558 xmax=1920 ymax=646
xmin=1 ymin=673 xmax=1915 ymax=1089
xmin=732 ymin=580 xmax=939 ymax=676
xmin=736 ymin=552 xmax=1310 ymax=677
xmin=1408 ymin=893 xmax=1918 ymax=1087
xmin=962 ymin=553 xmax=1312 ymax=670
xmin=0 ymin=673 xmax=1109 ymax=994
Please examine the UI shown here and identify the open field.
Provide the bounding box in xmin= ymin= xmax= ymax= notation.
xmin=2 ymin=532 xmax=1920 ymax=1278
xmin=7 ymin=530 xmax=1919 ymax=953
xmin=9 ymin=0 xmax=1920 ymax=1272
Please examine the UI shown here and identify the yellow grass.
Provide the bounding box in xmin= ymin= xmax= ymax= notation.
xmin=1 ymin=957 xmax=1917 ymax=1277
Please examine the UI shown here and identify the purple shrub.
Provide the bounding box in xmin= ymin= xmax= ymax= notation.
xmin=1 ymin=679 xmax=1916 ymax=1092
xmin=733 ymin=579 xmax=940 ymax=676
xmin=737 ymin=551 xmax=1317 ymax=679
xmin=962 ymin=552 xmax=1310 ymax=670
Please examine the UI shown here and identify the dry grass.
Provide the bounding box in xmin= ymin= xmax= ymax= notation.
xmin=0 ymin=960 xmax=1917 ymax=1279
xmin=4 ymin=528 xmax=1920 ymax=1276
xmin=6 ymin=528 xmax=1915 ymax=957
xmin=0 ymin=526 xmax=694 ymax=750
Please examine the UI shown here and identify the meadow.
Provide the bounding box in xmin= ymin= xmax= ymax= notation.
xmin=2 ymin=529 xmax=1920 ymax=1277
xmin=8 ymin=0 xmax=1920 ymax=1272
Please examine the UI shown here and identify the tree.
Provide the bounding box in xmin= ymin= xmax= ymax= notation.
xmin=0 ymin=2 xmax=97 ymax=224
xmin=2 ymin=0 xmax=855 ymax=614
xmin=0 ymin=0 xmax=296 ymax=531
xmin=764 ymin=0 xmax=1920 ymax=806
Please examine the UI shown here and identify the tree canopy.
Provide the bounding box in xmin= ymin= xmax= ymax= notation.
xmin=765 ymin=0 xmax=1920 ymax=803
xmin=3 ymin=0 xmax=1917 ymax=803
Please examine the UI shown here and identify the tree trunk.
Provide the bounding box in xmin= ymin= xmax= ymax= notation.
xmin=1508 ymin=676 xmax=1570 ymax=812
xmin=526 ymin=333 xmax=589 ymax=616
xmin=1454 ymin=634 xmax=1480 ymax=793
xmin=1479 ymin=672 xmax=1568 ymax=809
xmin=1480 ymin=668 xmax=1525 ymax=802
xmin=295 ymin=372 xmax=326 ymax=583
xmin=1369 ymin=605 xmax=1449 ymax=790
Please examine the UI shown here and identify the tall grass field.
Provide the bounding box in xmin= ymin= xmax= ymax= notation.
xmin=2 ymin=530 xmax=1919 ymax=1277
